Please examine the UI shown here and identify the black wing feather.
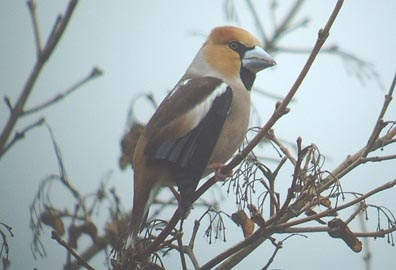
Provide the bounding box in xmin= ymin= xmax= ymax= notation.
xmin=148 ymin=86 xmax=233 ymax=211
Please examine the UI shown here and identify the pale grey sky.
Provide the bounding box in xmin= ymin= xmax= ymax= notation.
xmin=1 ymin=1 xmax=395 ymax=269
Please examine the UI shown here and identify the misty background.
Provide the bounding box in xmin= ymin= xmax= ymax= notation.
xmin=1 ymin=0 xmax=395 ymax=269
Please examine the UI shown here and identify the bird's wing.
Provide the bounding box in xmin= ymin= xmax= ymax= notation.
xmin=144 ymin=76 xmax=233 ymax=209
xmin=144 ymin=76 xmax=230 ymax=164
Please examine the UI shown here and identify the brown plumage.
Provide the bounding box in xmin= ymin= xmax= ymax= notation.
xmin=127 ymin=26 xmax=276 ymax=247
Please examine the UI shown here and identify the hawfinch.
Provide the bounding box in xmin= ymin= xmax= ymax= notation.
xmin=129 ymin=26 xmax=275 ymax=246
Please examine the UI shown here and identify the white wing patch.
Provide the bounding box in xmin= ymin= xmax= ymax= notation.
xmin=166 ymin=78 xmax=192 ymax=99
xmin=185 ymin=82 xmax=229 ymax=129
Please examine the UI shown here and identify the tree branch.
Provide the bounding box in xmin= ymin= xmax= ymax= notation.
xmin=27 ymin=0 xmax=43 ymax=56
xmin=245 ymin=0 xmax=269 ymax=45
xmin=322 ymin=125 xmax=396 ymax=191
xmin=0 ymin=0 xmax=79 ymax=158
xmin=22 ymin=67 xmax=103 ymax=116
xmin=269 ymin=0 xmax=306 ymax=48
xmin=277 ymin=179 xmax=396 ymax=230
xmin=364 ymin=71 xmax=395 ymax=156
xmin=1 ymin=117 xmax=45 ymax=157
xmin=51 ymin=231 xmax=94 ymax=270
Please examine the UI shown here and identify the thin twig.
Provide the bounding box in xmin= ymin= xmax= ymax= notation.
xmin=323 ymin=126 xmax=396 ymax=190
xmin=1 ymin=117 xmax=45 ymax=157
xmin=67 ymin=237 xmax=107 ymax=270
xmin=278 ymin=179 xmax=396 ymax=230
xmin=142 ymin=210 xmax=181 ymax=256
xmin=45 ymin=15 xmax=62 ymax=52
xmin=183 ymin=246 xmax=200 ymax=270
xmin=360 ymin=154 xmax=396 ymax=163
xmin=270 ymin=0 xmax=306 ymax=46
xmin=267 ymin=129 xmax=297 ymax=165
xmin=258 ymin=176 xmax=280 ymax=216
xmin=274 ymin=138 xmax=305 ymax=221
xmin=277 ymin=45 xmax=385 ymax=89
xmin=51 ymin=231 xmax=95 ymax=270
xmin=245 ymin=0 xmax=268 ymax=45
xmin=275 ymin=225 xmax=396 ymax=238
xmin=364 ymin=71 xmax=396 ymax=156
xmin=189 ymin=220 xmax=200 ymax=250
xmin=212 ymin=178 xmax=394 ymax=270
xmin=200 ymin=228 xmax=269 ymax=270
xmin=358 ymin=209 xmax=372 ymax=270
xmin=23 ymin=67 xmax=103 ymax=116
xmin=45 ymin=124 xmax=87 ymax=215
xmin=261 ymin=238 xmax=281 ymax=270
xmin=27 ymin=0 xmax=43 ymax=56
xmin=176 ymin=233 xmax=187 ymax=270
xmin=0 ymin=222 xmax=13 ymax=262
xmin=0 ymin=0 xmax=79 ymax=158
xmin=345 ymin=202 xmax=366 ymax=224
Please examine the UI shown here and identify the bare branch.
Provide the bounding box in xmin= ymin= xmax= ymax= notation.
xmin=183 ymin=246 xmax=200 ymax=270
xmin=361 ymin=154 xmax=396 ymax=163
xmin=245 ymin=0 xmax=269 ymax=45
xmin=51 ymin=231 xmax=95 ymax=270
xmin=276 ymin=45 xmax=385 ymax=89
xmin=212 ymin=178 xmax=395 ymax=270
xmin=0 ymin=222 xmax=13 ymax=265
xmin=267 ymin=129 xmax=297 ymax=165
xmin=269 ymin=0 xmax=306 ymax=48
xmin=0 ymin=0 xmax=79 ymax=158
xmin=278 ymin=224 xmax=396 ymax=238
xmin=364 ymin=71 xmax=395 ymax=156
xmin=176 ymin=233 xmax=187 ymax=270
xmin=27 ymin=0 xmax=43 ymax=56
xmin=1 ymin=117 xmax=45 ymax=157
xmin=3 ymin=97 xmax=12 ymax=113
xmin=22 ymin=67 xmax=103 ymax=116
xmin=261 ymin=238 xmax=281 ymax=270
xmin=45 ymin=124 xmax=87 ymax=215
xmin=278 ymin=179 xmax=396 ymax=230
xmin=323 ymin=126 xmax=396 ymax=190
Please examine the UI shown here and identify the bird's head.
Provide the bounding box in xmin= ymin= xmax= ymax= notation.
xmin=186 ymin=26 xmax=275 ymax=89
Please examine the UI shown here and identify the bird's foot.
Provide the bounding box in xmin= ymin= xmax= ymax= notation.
xmin=208 ymin=162 xmax=233 ymax=181
xmin=168 ymin=186 xmax=191 ymax=218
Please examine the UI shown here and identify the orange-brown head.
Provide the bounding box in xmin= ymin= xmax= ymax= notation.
xmin=186 ymin=26 xmax=276 ymax=85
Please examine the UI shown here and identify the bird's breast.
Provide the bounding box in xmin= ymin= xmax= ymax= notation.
xmin=209 ymin=87 xmax=250 ymax=167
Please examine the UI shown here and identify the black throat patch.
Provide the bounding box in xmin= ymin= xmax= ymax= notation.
xmin=240 ymin=67 xmax=256 ymax=91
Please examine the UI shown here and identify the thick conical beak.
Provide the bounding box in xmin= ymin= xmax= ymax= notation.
xmin=242 ymin=46 xmax=276 ymax=73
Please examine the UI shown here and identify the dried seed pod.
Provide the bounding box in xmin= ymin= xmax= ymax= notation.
xmin=231 ymin=210 xmax=255 ymax=238
xmin=317 ymin=196 xmax=331 ymax=208
xmin=40 ymin=211 xmax=65 ymax=236
xmin=247 ymin=204 xmax=265 ymax=227
xmin=68 ymin=225 xmax=82 ymax=249
xmin=328 ymin=218 xmax=362 ymax=252
xmin=81 ymin=221 xmax=98 ymax=242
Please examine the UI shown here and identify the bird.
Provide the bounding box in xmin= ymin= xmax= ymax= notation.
xmin=128 ymin=25 xmax=276 ymax=248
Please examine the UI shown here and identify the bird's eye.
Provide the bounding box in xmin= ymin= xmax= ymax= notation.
xmin=229 ymin=41 xmax=240 ymax=51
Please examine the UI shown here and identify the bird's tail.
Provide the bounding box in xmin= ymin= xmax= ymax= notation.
xmin=176 ymin=169 xmax=201 ymax=215
xmin=126 ymin=177 xmax=161 ymax=249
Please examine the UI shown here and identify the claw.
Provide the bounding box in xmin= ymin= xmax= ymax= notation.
xmin=208 ymin=162 xmax=233 ymax=181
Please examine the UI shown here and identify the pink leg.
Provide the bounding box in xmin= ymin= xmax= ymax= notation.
xmin=208 ymin=162 xmax=233 ymax=181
